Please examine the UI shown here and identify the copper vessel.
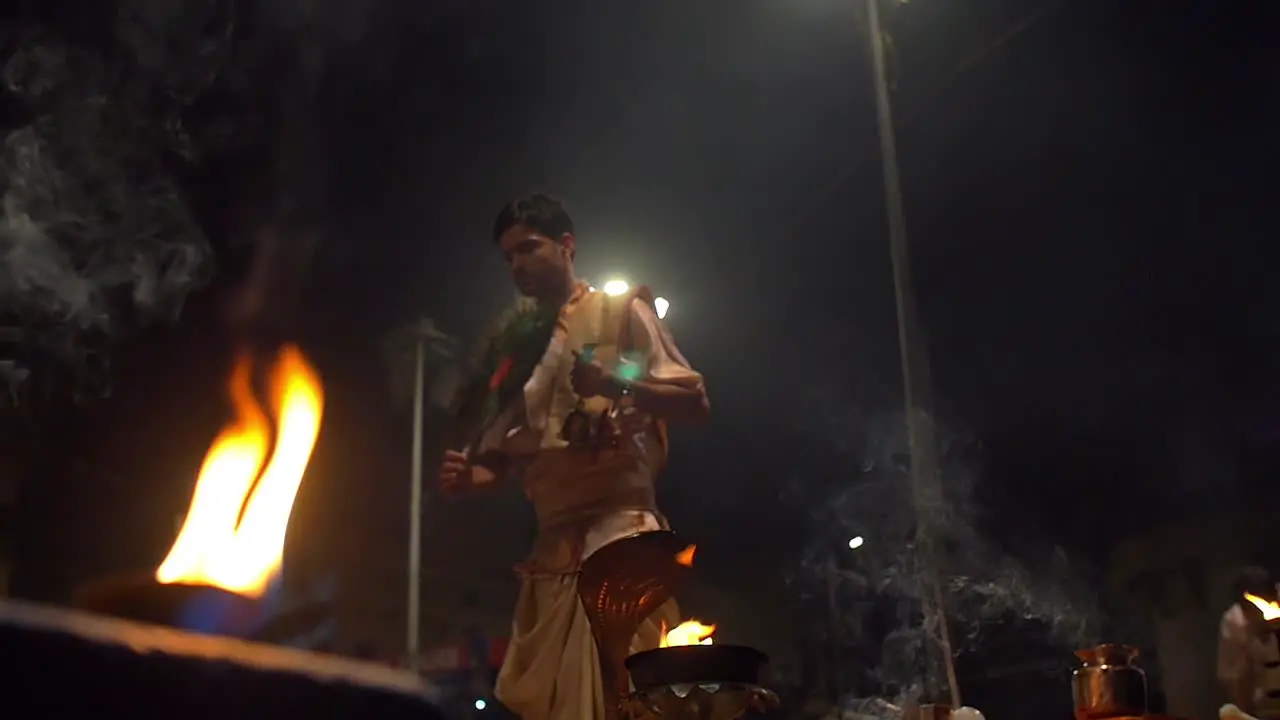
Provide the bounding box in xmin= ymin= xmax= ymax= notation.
xmin=578 ymin=530 xmax=693 ymax=719
xmin=1071 ymin=644 xmax=1147 ymax=719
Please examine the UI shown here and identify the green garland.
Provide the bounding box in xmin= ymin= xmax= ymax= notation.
xmin=449 ymin=299 xmax=560 ymax=445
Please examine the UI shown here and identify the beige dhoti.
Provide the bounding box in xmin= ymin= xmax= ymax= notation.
xmin=496 ymin=569 xmax=679 ymax=719
xmin=495 ymin=454 xmax=679 ymax=720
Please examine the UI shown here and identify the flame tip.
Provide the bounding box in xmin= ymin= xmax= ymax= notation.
xmin=675 ymin=544 xmax=697 ymax=567
xmin=660 ymin=618 xmax=717 ymax=648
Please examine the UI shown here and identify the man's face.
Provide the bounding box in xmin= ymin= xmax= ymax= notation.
xmin=497 ymin=223 xmax=571 ymax=298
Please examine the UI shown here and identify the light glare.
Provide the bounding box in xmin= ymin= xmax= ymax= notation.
xmin=602 ymin=279 xmax=630 ymax=296
xmin=654 ymin=297 xmax=670 ymax=319
xmin=474 ymin=699 xmax=487 ymax=710
xmin=847 ymin=536 xmax=864 ymax=550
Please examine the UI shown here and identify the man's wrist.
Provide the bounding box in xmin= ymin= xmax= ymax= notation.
xmin=473 ymin=450 xmax=506 ymax=475
xmin=606 ymin=375 xmax=634 ymax=401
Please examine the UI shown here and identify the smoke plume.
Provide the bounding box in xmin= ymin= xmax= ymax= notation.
xmin=786 ymin=405 xmax=1103 ymax=715
xmin=0 ymin=11 xmax=222 ymax=402
xmin=0 ymin=0 xmax=392 ymax=403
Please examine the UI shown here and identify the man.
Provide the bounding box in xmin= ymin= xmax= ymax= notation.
xmin=438 ymin=193 xmax=710 ymax=719
xmin=1219 ymin=565 xmax=1280 ymax=718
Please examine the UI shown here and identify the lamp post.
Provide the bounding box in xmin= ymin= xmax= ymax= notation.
xmin=862 ymin=0 xmax=960 ymax=707
xmin=393 ymin=318 xmax=457 ymax=673
xmin=827 ymin=536 xmax=866 ymax=705
xmin=407 ymin=334 xmax=425 ymax=672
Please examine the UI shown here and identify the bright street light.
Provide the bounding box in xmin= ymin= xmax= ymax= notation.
xmin=847 ymin=536 xmax=864 ymax=550
xmin=602 ymin=279 xmax=630 ymax=296
xmin=595 ymin=278 xmax=669 ymax=317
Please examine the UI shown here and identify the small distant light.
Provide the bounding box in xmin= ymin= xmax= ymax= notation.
xmin=602 ymin=279 xmax=630 ymax=296
xmin=474 ymin=699 xmax=487 ymax=711
xmin=654 ymin=296 xmax=670 ymax=320
xmin=847 ymin=536 xmax=864 ymax=550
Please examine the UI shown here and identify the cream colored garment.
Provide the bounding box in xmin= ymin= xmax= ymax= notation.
xmin=1220 ymin=590 xmax=1280 ymax=719
xmin=520 ymin=289 xmax=704 ymax=446
xmin=1221 ymin=602 xmax=1258 ymax=685
xmin=494 ymin=295 xmax=703 ymax=720
xmin=495 ymin=574 xmax=679 ymax=720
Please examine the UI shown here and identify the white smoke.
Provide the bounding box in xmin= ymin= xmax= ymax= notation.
xmin=0 ymin=13 xmax=222 ymax=402
xmin=0 ymin=121 xmax=209 ymax=332
xmin=785 ymin=403 xmax=1103 ymax=714
xmin=0 ymin=0 xmax=392 ymax=403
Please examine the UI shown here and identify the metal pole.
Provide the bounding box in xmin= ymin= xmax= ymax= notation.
xmin=863 ymin=0 xmax=961 ymax=707
xmin=827 ymin=556 xmax=842 ymax=705
xmin=407 ymin=335 xmax=426 ymax=672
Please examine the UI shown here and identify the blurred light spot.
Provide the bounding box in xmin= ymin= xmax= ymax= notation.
xmin=602 ymin=279 xmax=629 ymax=296
xmin=474 ymin=699 xmax=487 ymax=710
xmin=617 ymin=359 xmax=643 ymax=382
xmin=654 ymin=296 xmax=670 ymax=319
xmin=847 ymin=536 xmax=864 ymax=550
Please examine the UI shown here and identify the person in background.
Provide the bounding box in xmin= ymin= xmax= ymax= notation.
xmin=1219 ymin=565 xmax=1280 ymax=718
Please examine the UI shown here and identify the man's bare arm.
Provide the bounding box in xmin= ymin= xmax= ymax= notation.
xmin=614 ymin=296 xmax=710 ymax=425
xmin=608 ymin=378 xmax=709 ymax=425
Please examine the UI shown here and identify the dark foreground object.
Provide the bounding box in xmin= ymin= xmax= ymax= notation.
xmin=0 ymin=599 xmax=451 ymax=719
xmin=74 ymin=574 xmax=263 ymax=636
xmin=72 ymin=573 xmax=333 ymax=643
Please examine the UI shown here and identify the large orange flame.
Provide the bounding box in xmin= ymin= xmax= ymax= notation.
xmin=156 ymin=345 xmax=323 ymax=598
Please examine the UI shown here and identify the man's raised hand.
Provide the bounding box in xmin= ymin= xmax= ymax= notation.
xmin=437 ymin=449 xmax=497 ymax=495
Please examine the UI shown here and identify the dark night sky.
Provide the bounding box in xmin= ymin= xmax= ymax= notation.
xmin=5 ymin=0 xmax=1279 ymax=666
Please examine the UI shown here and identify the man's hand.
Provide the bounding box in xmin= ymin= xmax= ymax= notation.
xmin=570 ymin=353 xmax=617 ymax=399
xmin=437 ymin=449 xmax=498 ymax=495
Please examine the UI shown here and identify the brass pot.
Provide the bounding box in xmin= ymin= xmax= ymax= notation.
xmin=1071 ymin=644 xmax=1147 ymax=719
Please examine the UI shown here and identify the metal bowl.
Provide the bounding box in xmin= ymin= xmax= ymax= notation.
xmin=626 ymin=644 xmax=769 ymax=691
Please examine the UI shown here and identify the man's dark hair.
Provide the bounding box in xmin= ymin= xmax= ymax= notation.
xmin=492 ymin=192 xmax=574 ymax=243
xmin=1234 ymin=565 xmax=1274 ymax=601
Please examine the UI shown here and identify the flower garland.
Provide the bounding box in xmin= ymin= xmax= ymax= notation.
xmin=449 ymin=298 xmax=560 ymax=444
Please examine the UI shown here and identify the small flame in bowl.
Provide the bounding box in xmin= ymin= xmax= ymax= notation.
xmin=661 ymin=619 xmax=716 ymax=647
xmin=1245 ymin=593 xmax=1280 ymax=621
